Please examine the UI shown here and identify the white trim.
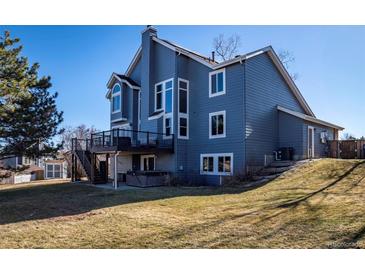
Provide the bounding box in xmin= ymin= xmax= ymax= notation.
xmin=209 ymin=68 xmax=226 ymax=98
xmin=212 ymin=46 xmax=314 ymax=117
xmin=140 ymin=154 xmax=156 ymax=171
xmin=178 ymin=78 xmax=189 ymax=140
xmin=152 ymin=36 xmax=214 ymax=69
xmin=277 ymin=105 xmax=344 ymax=130
xmin=111 ymin=124 xmax=130 ymax=130
xmin=150 ymin=37 xmax=314 ymax=117
xmin=308 ymin=126 xmax=315 ymax=158
xmin=107 ymin=73 xmax=140 ymax=90
xmin=111 ymin=83 xmax=121 ymax=114
xmin=163 ymin=114 xmax=173 ymax=140
xmin=111 ymin=117 xmax=128 ymax=123
xmin=209 ymin=110 xmax=226 ymax=139
xmin=200 ymin=153 xmax=233 ymax=176
xmin=148 ymin=111 xmax=164 ymax=121
xmin=125 ymin=46 xmax=142 ymax=77
xmin=153 ymin=78 xmax=174 ymax=139
xmin=45 ymin=163 xmax=63 ymax=179
xmin=154 ymin=82 xmax=164 ymax=112
xmin=138 ymin=90 xmax=141 ymax=131
xmin=106 ymin=73 xmax=140 ymax=98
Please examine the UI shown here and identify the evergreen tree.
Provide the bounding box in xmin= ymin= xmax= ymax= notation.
xmin=0 ymin=31 xmax=63 ymax=159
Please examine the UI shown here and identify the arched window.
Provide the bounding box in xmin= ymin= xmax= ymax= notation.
xmin=112 ymin=83 xmax=121 ymax=113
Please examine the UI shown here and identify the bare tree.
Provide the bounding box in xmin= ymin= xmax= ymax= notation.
xmin=213 ymin=34 xmax=242 ymax=62
xmin=212 ymin=34 xmax=298 ymax=81
xmin=60 ymin=124 xmax=98 ymax=152
xmin=341 ymin=132 xmax=357 ymax=140
xmin=278 ymin=50 xmax=299 ymax=81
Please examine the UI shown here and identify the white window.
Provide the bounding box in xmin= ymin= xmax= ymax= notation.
xmin=111 ymin=83 xmax=121 ymax=113
xmin=209 ymin=68 xmax=226 ymax=97
xmin=209 ymin=110 xmax=226 ymax=139
xmin=155 ymin=83 xmax=163 ymax=111
xmin=141 ymin=155 xmax=155 ymax=171
xmin=200 ymin=153 xmax=233 ymax=175
xmin=155 ymin=78 xmax=174 ymax=139
xmin=178 ymin=78 xmax=189 ymax=139
xmin=46 ymin=164 xmax=63 ymax=179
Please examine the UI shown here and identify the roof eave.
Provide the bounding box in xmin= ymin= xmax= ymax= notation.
xmin=105 ymin=73 xmax=140 ymax=99
xmin=277 ymin=105 xmax=344 ymax=130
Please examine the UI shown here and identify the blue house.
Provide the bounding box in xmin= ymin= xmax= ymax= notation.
xmin=71 ymin=26 xmax=344 ymax=187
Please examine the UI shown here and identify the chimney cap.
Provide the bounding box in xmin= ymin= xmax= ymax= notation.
xmin=141 ymin=25 xmax=157 ymax=35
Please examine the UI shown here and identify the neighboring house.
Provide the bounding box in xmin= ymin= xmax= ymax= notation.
xmin=0 ymin=155 xmax=68 ymax=184
xmin=0 ymin=155 xmax=44 ymax=169
xmin=71 ymin=26 xmax=343 ymax=186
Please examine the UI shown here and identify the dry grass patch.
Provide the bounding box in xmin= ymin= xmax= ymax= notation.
xmin=1 ymin=159 xmax=365 ymax=248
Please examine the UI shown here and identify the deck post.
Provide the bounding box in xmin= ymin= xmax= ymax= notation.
xmin=105 ymin=153 xmax=109 ymax=182
xmin=114 ymin=153 xmax=118 ymax=189
xmin=71 ymin=153 xmax=75 ymax=182
xmin=90 ymin=153 xmax=95 ymax=183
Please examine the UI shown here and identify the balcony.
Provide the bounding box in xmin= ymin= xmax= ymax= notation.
xmin=90 ymin=128 xmax=174 ymax=153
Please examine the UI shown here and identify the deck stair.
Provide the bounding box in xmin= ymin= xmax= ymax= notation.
xmin=71 ymin=138 xmax=104 ymax=183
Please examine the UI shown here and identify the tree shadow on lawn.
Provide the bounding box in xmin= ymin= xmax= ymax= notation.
xmin=0 ymin=181 xmax=266 ymax=225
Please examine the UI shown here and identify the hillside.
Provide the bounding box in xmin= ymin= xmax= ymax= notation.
xmin=1 ymin=159 xmax=365 ymax=248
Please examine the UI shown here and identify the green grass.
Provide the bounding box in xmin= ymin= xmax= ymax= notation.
xmin=1 ymin=159 xmax=365 ymax=248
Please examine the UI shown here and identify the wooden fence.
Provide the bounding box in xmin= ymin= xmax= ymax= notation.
xmin=328 ymin=140 xmax=365 ymax=159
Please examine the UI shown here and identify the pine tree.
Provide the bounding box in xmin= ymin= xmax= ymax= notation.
xmin=0 ymin=31 xmax=64 ymax=159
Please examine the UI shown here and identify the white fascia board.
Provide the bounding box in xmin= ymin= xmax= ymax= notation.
xmin=277 ymin=105 xmax=344 ymax=130
xmin=152 ymin=37 xmax=213 ymax=69
xmin=125 ymin=46 xmax=142 ymax=77
xmin=148 ymin=112 xmax=164 ymax=121
xmin=212 ymin=46 xmax=315 ymax=117
xmin=105 ymin=73 xmax=140 ymax=98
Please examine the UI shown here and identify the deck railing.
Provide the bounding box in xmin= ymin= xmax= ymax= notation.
xmin=90 ymin=128 xmax=174 ymax=152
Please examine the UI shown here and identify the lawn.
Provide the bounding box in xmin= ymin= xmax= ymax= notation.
xmin=1 ymin=159 xmax=365 ymax=248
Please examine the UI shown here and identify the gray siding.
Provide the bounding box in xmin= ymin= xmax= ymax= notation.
xmin=278 ymin=111 xmax=305 ymax=159
xmin=245 ymin=53 xmax=307 ymax=167
xmin=106 ymin=29 xmax=341 ymax=186
xmin=176 ymin=55 xmax=246 ymax=185
xmin=303 ymin=122 xmax=334 ymax=158
xmin=110 ymin=82 xmax=136 ymax=127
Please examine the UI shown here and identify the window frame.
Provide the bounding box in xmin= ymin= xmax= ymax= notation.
xmin=154 ymin=83 xmax=163 ymax=112
xmin=209 ymin=110 xmax=226 ymax=139
xmin=178 ymin=78 xmax=189 ymax=140
xmin=140 ymin=154 xmax=156 ymax=171
xmin=209 ymin=68 xmax=226 ymax=98
xmin=111 ymin=83 xmax=122 ymax=114
xmin=200 ymin=153 xmax=233 ymax=176
xmin=154 ymin=78 xmax=174 ymax=139
xmin=45 ymin=163 xmax=63 ymax=179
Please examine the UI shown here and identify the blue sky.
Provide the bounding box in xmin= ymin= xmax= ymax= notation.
xmin=1 ymin=25 xmax=365 ymax=137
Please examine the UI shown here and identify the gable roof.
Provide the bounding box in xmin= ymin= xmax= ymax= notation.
xmin=277 ymin=105 xmax=344 ymax=130
xmin=122 ymin=34 xmax=315 ymax=117
xmin=105 ymin=73 xmax=140 ymax=98
xmin=125 ymin=46 xmax=142 ymax=77
xmin=213 ymin=46 xmax=315 ymax=117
